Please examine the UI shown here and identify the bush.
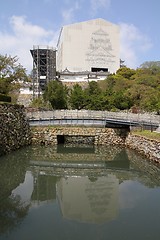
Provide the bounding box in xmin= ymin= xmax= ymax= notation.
xmin=0 ymin=93 xmax=11 ymax=102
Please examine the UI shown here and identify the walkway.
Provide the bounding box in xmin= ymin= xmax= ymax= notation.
xmin=27 ymin=110 xmax=160 ymax=129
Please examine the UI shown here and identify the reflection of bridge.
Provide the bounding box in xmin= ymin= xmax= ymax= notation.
xmin=30 ymin=159 xmax=130 ymax=170
xmin=29 ymin=147 xmax=130 ymax=171
xmin=27 ymin=110 xmax=160 ymax=129
xmin=29 ymin=150 xmax=134 ymax=177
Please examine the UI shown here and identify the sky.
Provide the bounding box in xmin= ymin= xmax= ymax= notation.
xmin=0 ymin=0 xmax=159 ymax=72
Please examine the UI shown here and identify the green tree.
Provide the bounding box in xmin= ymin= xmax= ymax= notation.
xmin=69 ymin=84 xmax=85 ymax=110
xmin=116 ymin=67 xmax=136 ymax=79
xmin=112 ymin=91 xmax=133 ymax=110
xmin=101 ymin=72 xmax=134 ymax=110
xmin=44 ymin=80 xmax=68 ymax=109
xmin=0 ymin=54 xmax=28 ymax=94
xmin=84 ymin=81 xmax=103 ymax=110
xmin=139 ymin=88 xmax=160 ymax=113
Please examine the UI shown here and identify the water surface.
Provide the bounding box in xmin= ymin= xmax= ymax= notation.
xmin=0 ymin=145 xmax=160 ymax=240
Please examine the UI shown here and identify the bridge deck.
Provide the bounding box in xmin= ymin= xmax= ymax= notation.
xmin=27 ymin=110 xmax=160 ymax=128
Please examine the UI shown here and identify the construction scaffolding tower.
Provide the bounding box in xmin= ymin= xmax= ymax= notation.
xmin=30 ymin=45 xmax=56 ymax=97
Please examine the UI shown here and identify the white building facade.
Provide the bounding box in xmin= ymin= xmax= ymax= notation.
xmin=57 ymin=18 xmax=120 ymax=76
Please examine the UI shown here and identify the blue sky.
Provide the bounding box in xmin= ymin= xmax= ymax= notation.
xmin=0 ymin=0 xmax=159 ymax=72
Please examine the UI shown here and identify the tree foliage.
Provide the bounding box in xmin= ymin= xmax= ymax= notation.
xmin=0 ymin=54 xmax=28 ymax=95
xmin=116 ymin=67 xmax=136 ymax=79
xmin=69 ymin=84 xmax=85 ymax=110
xmin=43 ymin=80 xmax=68 ymax=109
xmin=42 ymin=65 xmax=160 ymax=113
xmin=84 ymin=81 xmax=103 ymax=110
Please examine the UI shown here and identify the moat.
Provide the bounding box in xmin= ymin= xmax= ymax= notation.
xmin=0 ymin=144 xmax=160 ymax=240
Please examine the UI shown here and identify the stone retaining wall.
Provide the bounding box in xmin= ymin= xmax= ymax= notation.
xmin=0 ymin=103 xmax=32 ymax=156
xmin=125 ymin=133 xmax=160 ymax=163
xmin=31 ymin=126 xmax=126 ymax=146
xmin=31 ymin=126 xmax=160 ymax=164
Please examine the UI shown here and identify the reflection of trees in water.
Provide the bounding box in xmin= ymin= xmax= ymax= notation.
xmin=0 ymin=194 xmax=29 ymax=234
xmin=0 ymin=148 xmax=29 ymax=197
xmin=0 ymin=149 xmax=29 ymax=234
xmin=88 ymin=177 xmax=98 ymax=182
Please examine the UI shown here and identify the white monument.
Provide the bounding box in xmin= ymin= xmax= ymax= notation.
xmin=57 ymin=18 xmax=120 ymax=78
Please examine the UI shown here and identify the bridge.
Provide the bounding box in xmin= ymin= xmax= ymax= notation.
xmin=27 ymin=110 xmax=160 ymax=130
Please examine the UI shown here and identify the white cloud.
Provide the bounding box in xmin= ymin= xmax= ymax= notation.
xmin=119 ymin=23 xmax=152 ymax=68
xmin=90 ymin=0 xmax=111 ymax=16
xmin=61 ymin=1 xmax=80 ymax=24
xmin=0 ymin=16 xmax=58 ymax=72
xmin=10 ymin=16 xmax=52 ymax=38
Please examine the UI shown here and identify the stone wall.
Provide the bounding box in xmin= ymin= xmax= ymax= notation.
xmin=31 ymin=126 xmax=160 ymax=164
xmin=0 ymin=103 xmax=32 ymax=156
xmin=31 ymin=126 xmax=126 ymax=146
xmin=125 ymin=133 xmax=160 ymax=163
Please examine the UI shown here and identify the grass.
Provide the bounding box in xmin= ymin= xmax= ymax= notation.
xmin=132 ymin=129 xmax=160 ymax=141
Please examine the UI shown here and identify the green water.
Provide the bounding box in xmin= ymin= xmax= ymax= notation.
xmin=0 ymin=144 xmax=160 ymax=240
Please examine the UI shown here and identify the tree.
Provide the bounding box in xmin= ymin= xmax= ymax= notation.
xmin=69 ymin=84 xmax=86 ymax=110
xmin=84 ymin=81 xmax=103 ymax=110
xmin=44 ymin=80 xmax=68 ymax=109
xmin=0 ymin=54 xmax=28 ymax=94
xmin=139 ymin=88 xmax=160 ymax=113
xmin=112 ymin=91 xmax=133 ymax=110
xmin=116 ymin=67 xmax=136 ymax=79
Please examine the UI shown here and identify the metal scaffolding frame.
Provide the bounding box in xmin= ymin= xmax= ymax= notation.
xmin=30 ymin=45 xmax=56 ymax=97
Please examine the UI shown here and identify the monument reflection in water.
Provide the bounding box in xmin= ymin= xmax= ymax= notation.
xmin=57 ymin=175 xmax=119 ymax=224
xmin=30 ymin=144 xmax=126 ymax=225
xmin=0 ymin=144 xmax=160 ymax=240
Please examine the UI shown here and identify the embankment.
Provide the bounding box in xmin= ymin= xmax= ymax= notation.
xmin=31 ymin=126 xmax=160 ymax=163
xmin=0 ymin=103 xmax=32 ymax=156
xmin=125 ymin=133 xmax=160 ymax=164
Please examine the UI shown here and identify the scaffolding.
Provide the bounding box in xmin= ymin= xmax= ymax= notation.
xmin=30 ymin=45 xmax=56 ymax=97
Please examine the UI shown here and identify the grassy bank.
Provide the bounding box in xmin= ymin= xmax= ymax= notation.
xmin=132 ymin=130 xmax=160 ymax=141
